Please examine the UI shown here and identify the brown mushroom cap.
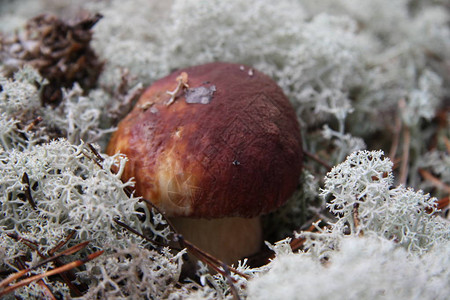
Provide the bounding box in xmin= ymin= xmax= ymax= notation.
xmin=107 ymin=62 xmax=303 ymax=218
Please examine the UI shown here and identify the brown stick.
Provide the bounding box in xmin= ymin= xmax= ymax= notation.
xmin=139 ymin=198 xmax=179 ymax=238
xmin=48 ymin=230 xmax=77 ymax=256
xmin=15 ymin=257 xmax=57 ymax=300
xmin=399 ymin=126 xmax=411 ymax=186
xmin=22 ymin=172 xmax=37 ymax=210
xmin=113 ymin=218 xmax=173 ymax=250
xmin=303 ymin=150 xmax=332 ymax=171
xmin=290 ymin=222 xmax=317 ymax=252
xmin=418 ymin=168 xmax=450 ymax=194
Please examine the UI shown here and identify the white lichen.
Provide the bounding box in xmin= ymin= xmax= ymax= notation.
xmin=321 ymin=150 xmax=448 ymax=254
xmin=1 ymin=0 xmax=449 ymax=299
xmin=0 ymin=139 xmax=170 ymax=255
xmin=247 ymin=236 xmax=450 ymax=300
xmin=42 ymin=84 xmax=116 ymax=146
xmin=80 ymin=245 xmax=185 ymax=299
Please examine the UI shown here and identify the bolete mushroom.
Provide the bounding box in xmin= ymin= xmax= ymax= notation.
xmin=107 ymin=62 xmax=303 ymax=264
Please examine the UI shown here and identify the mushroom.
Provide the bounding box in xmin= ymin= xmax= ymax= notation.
xmin=107 ymin=62 xmax=303 ymax=264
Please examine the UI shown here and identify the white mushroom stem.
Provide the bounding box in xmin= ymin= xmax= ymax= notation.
xmin=170 ymin=216 xmax=262 ymax=265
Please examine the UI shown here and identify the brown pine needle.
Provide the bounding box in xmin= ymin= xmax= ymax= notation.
xmin=113 ymin=218 xmax=172 ymax=250
xmin=0 ymin=250 xmax=103 ymax=297
xmin=304 ymin=150 xmax=332 ymax=171
xmin=222 ymin=263 xmax=241 ymax=300
xmin=21 ymin=172 xmax=37 ymax=210
xmin=40 ymin=241 xmax=91 ymax=267
xmin=290 ymin=222 xmax=317 ymax=252
xmin=399 ymin=126 xmax=411 ymax=186
xmin=0 ymin=241 xmax=90 ymax=289
xmin=437 ymin=197 xmax=449 ymax=211
xmin=353 ymin=202 xmax=364 ymax=236
xmin=418 ymin=168 xmax=450 ymax=194
xmin=389 ymin=100 xmax=403 ymax=162
xmin=87 ymin=143 xmax=105 ymax=163
xmin=14 ymin=257 xmax=57 ymax=300
xmin=37 ymin=280 xmax=57 ymax=300
xmin=6 ymin=232 xmax=39 ymax=247
xmin=48 ymin=230 xmax=77 ymax=255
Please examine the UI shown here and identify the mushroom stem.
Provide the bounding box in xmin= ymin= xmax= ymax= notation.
xmin=170 ymin=216 xmax=262 ymax=265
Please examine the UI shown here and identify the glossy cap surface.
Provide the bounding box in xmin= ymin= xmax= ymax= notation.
xmin=107 ymin=62 xmax=303 ymax=218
